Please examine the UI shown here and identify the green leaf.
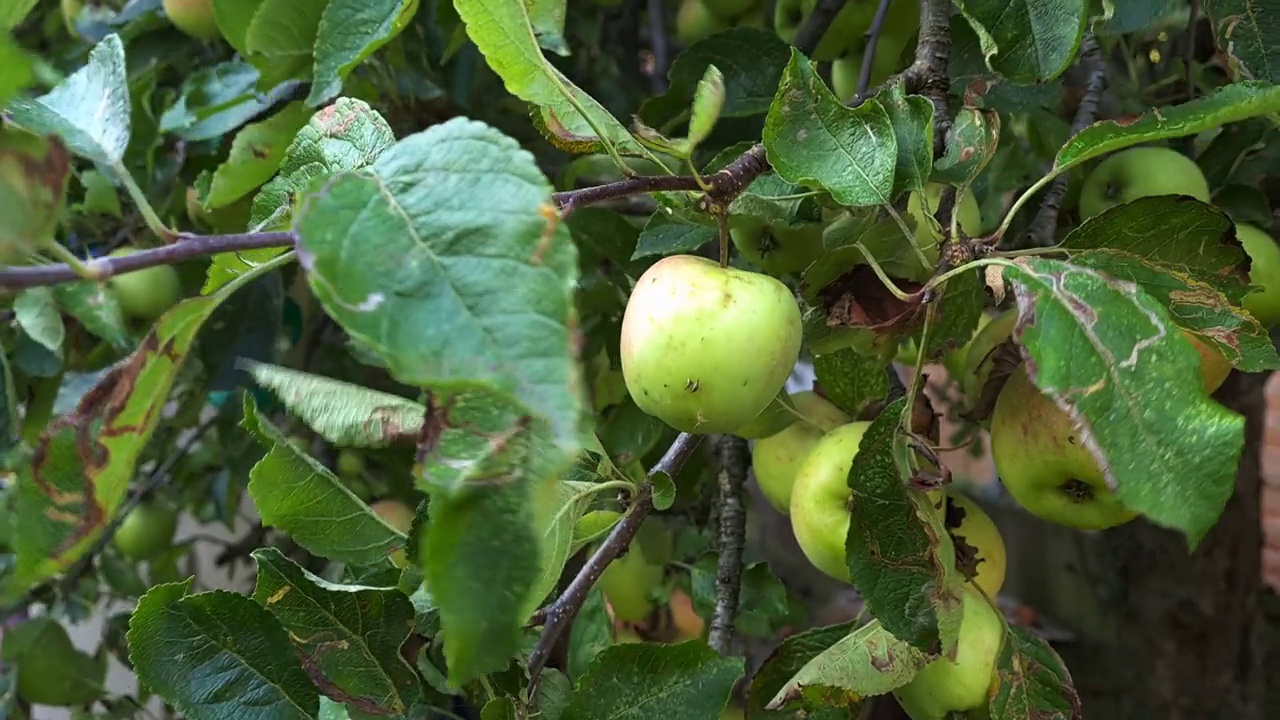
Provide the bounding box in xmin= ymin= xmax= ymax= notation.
xmin=452 ymin=0 xmax=649 ymax=156
xmin=6 ymin=283 xmax=248 ymax=600
xmin=954 ymin=0 xmax=1087 ymax=84
xmin=159 ymin=60 xmax=296 ymax=143
xmin=293 ymin=117 xmax=584 ymax=452
xmin=812 ymin=348 xmax=889 ymax=418
xmin=567 ymin=586 xmax=613 ymax=680
xmin=563 ymin=641 xmax=741 ymax=720
xmin=1099 ymin=0 xmax=1182 ymax=34
xmin=243 ymin=361 xmax=425 ymax=447
xmin=988 ymin=626 xmax=1081 ymax=719
xmin=932 ymin=107 xmax=1001 ymax=186
xmin=1054 ymin=82 xmax=1280 ymax=173
xmin=874 ymin=85 xmax=934 ymax=197
xmin=213 ymin=0 xmax=264 ymax=57
xmin=251 ymin=548 xmax=419 ymax=716
xmin=0 ymin=350 xmax=16 ymax=451
xmin=763 ymin=50 xmax=896 ymax=207
xmin=14 ymin=288 xmax=64 ymax=354
xmin=1068 ymin=249 xmax=1280 ymax=373
xmin=528 ymin=476 xmax=596 ymax=612
xmin=1207 ymin=0 xmax=1280 ymax=83
xmin=244 ymin=0 xmax=329 ymax=82
xmin=0 ymin=1 xmax=37 ymax=29
xmin=205 ymin=101 xmax=312 ymax=209
xmin=766 ymin=619 xmax=929 ymax=712
xmin=641 ymin=28 xmax=791 ymax=125
xmin=0 ymin=129 xmax=70 ymax=265
xmin=633 ymin=212 xmax=717 ymax=260
xmin=1061 ymin=196 xmax=1248 ymax=301
xmin=481 ymin=697 xmax=518 ymax=720
xmin=925 ymin=268 xmax=986 ymax=361
xmin=241 ymin=396 xmax=409 ymax=566
xmin=0 ymin=34 xmax=34 ymax=108
xmin=846 ymin=397 xmax=958 ymax=649
xmin=128 ymin=581 xmax=319 ymax=720
xmin=1005 ymin=257 xmax=1245 ymax=543
xmin=690 ymin=560 xmax=794 ymax=638
xmin=686 ymin=65 xmax=726 ymax=152
xmin=6 ymin=35 xmax=129 ymax=167
xmin=308 ymin=0 xmax=419 ymax=105
xmin=746 ymin=621 xmax=857 ymax=718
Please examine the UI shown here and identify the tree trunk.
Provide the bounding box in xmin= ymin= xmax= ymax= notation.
xmin=982 ymin=370 xmax=1270 ymax=719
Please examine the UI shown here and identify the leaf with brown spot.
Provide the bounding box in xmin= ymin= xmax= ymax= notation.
xmin=0 ymin=129 xmax=70 ymax=264
xmin=820 ymin=265 xmax=927 ymax=336
xmin=988 ymin=626 xmax=1082 ymax=720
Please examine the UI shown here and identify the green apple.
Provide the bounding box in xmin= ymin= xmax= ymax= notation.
xmin=60 ymin=0 xmax=83 ymax=34
xmin=5 ymin=618 xmax=104 ymax=707
xmin=1186 ymin=330 xmax=1232 ymax=393
xmin=788 ymin=421 xmax=873 ymax=582
xmin=960 ymin=309 xmax=1017 ymax=402
xmin=893 ymin=584 xmax=1003 ymax=720
xmin=372 ymin=499 xmax=416 ymax=567
xmin=163 ymin=0 xmax=220 ymax=40
xmin=114 ymin=502 xmax=179 ymax=561
xmin=1078 ymin=146 xmax=1211 ymax=220
xmin=620 ymin=255 xmax=803 ymax=433
xmin=337 ymin=450 xmax=365 ymax=477
xmin=702 ymin=0 xmax=757 ymax=20
xmin=676 ymin=0 xmax=730 ymax=44
xmin=600 ymin=540 xmax=665 ymax=623
xmin=1237 ymin=223 xmax=1280 ymax=326
xmin=907 ymin=183 xmax=984 ymax=264
xmin=989 ymin=365 xmax=1139 ymax=530
xmin=802 ymin=0 xmax=918 ymax=62
xmin=944 ymin=492 xmax=1006 ymax=598
xmin=107 ymin=248 xmax=183 ymax=321
xmin=753 ymin=392 xmax=852 ymax=514
xmin=772 ymin=0 xmax=807 ymax=43
xmin=729 ymin=217 xmax=824 ymax=275
xmin=829 ymin=31 xmax=909 ymax=99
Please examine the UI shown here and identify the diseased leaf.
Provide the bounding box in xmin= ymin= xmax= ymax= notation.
xmin=766 ymin=619 xmax=928 ymax=712
xmin=954 ymin=0 xmax=1087 ymax=84
xmin=128 ymin=581 xmax=319 ymax=720
xmin=747 ymin=621 xmax=857 ymax=718
xmin=0 ymin=130 xmax=71 ymax=264
xmin=205 ymin=101 xmax=312 ymax=209
xmin=932 ymin=107 xmax=1000 ymax=186
xmin=252 ymin=548 xmax=419 ymax=716
xmin=813 ymin=348 xmax=890 ymax=418
xmin=989 ymin=626 xmax=1082 ymax=720
xmin=1207 ymin=0 xmax=1280 ymax=83
xmin=1006 ymin=257 xmax=1245 ymax=544
xmin=563 ymin=641 xmax=741 ymax=720
xmin=763 ymin=50 xmax=896 ymax=207
xmin=243 ymin=361 xmax=425 ymax=447
xmin=874 ymin=85 xmax=934 ymax=197
xmin=293 ymin=118 xmax=584 ymax=452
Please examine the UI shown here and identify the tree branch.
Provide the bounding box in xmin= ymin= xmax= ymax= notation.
xmin=0 ymin=231 xmax=295 ymax=292
xmin=707 ymin=435 xmax=748 ymax=654
xmin=855 ymin=0 xmax=896 ymax=100
xmin=647 ymin=0 xmax=670 ymax=94
xmin=1026 ymin=33 xmax=1104 ymax=247
xmin=792 ymin=0 xmax=852 ymax=57
xmin=527 ymin=432 xmax=703 ymax=682
xmin=904 ymin=0 xmax=954 ymax=155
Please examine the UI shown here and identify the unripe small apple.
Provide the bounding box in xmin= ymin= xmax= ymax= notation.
xmin=893 ymin=584 xmax=1003 ymax=719
xmin=600 ymin=543 xmax=665 ymax=623
xmin=676 ymin=0 xmax=730 ymax=44
xmin=163 ymin=0 xmax=220 ymax=41
xmin=1078 ymin=146 xmax=1211 ymax=220
xmin=729 ymin=217 xmax=824 ymax=275
xmin=788 ymin=421 xmax=873 ymax=582
xmin=107 ymin=248 xmax=183 ymax=321
xmin=114 ymin=502 xmax=179 ymax=561
xmin=752 ymin=391 xmax=852 ymax=514
xmin=337 ymin=450 xmax=365 ymax=477
xmin=620 ymin=255 xmax=802 ymax=433
xmin=1237 ymin=223 xmax=1280 ymax=326
xmin=371 ymin=499 xmax=415 ymax=567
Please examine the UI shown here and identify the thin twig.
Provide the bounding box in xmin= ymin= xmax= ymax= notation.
xmin=0 ymin=231 xmax=296 ymax=291
xmin=648 ymin=0 xmax=670 ymax=93
xmin=707 ymin=435 xmax=748 ymax=655
xmin=855 ymin=0 xmax=895 ymax=99
xmin=792 ymin=0 xmax=852 ymax=57
xmin=527 ymin=432 xmax=703 ymax=682
xmin=1026 ymin=33 xmax=1105 ymax=247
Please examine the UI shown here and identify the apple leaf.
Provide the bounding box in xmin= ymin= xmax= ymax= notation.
xmin=251 ymin=548 xmax=419 ymax=716
xmin=0 ymin=0 xmax=36 ymax=29
xmin=932 ymin=107 xmax=1001 ymax=186
xmin=640 ymin=28 xmax=791 ymax=127
xmin=242 ymin=361 xmax=425 ymax=447
xmin=689 ymin=559 xmax=795 ymax=638
xmin=0 ymin=34 xmax=33 ymax=109
xmin=874 ymin=84 xmax=935 ymax=198
xmin=632 ymin=212 xmax=717 ymax=260
xmin=846 ymin=397 xmax=959 ymax=651
xmin=308 ymin=0 xmax=419 ymax=106
xmin=1068 ymin=249 xmax=1280 ymax=373
xmin=812 ymin=348 xmax=890 ymax=419
xmin=988 ymin=626 xmax=1083 ymax=720
xmin=1099 ymin=0 xmax=1182 ymax=34
xmin=1206 ymin=0 xmax=1280 ymax=83
xmin=205 ymin=101 xmax=312 ymax=209
xmin=293 ymin=117 xmax=583 ymax=453
xmin=244 ymin=0 xmax=329 ymax=84
xmin=924 ymin=268 xmax=986 ymax=361
xmin=213 ymin=0 xmax=263 ymax=57
xmin=686 ymin=65 xmax=726 ymax=152
xmin=566 ymin=587 xmax=613 ymax=680
xmin=159 ymin=60 xmax=296 ymax=143
xmin=953 ymin=0 xmax=1087 ymax=84
xmin=1005 ymin=257 xmax=1245 ymax=544
xmin=128 ymin=581 xmax=319 ymax=720
xmin=765 ymin=619 xmax=930 ymax=712
xmin=241 ymin=396 xmax=410 ymax=566
xmin=729 ymin=173 xmax=821 ymax=228
xmin=1196 ymin=119 xmax=1270 ymax=188
xmin=1053 ymin=82 xmax=1280 ymax=173
xmin=948 ymin=18 xmax=1063 ymax=113
xmin=562 ymin=641 xmax=741 ymax=720
xmin=763 ymin=50 xmax=897 ymax=207
xmin=452 ymin=0 xmax=649 ymax=157
xmin=1060 ymin=196 xmax=1248 ymax=301
xmin=13 ymin=288 xmax=64 ymax=355
xmin=746 ymin=621 xmax=858 ymax=718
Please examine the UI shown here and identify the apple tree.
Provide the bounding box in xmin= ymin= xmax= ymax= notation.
xmin=0 ymin=0 xmax=1278 ymax=718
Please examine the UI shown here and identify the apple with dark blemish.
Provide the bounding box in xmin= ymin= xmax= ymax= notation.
xmin=620 ymin=254 xmax=802 ymax=433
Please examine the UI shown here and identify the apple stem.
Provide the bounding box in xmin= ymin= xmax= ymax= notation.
xmin=717 ymin=216 xmax=730 ymax=268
